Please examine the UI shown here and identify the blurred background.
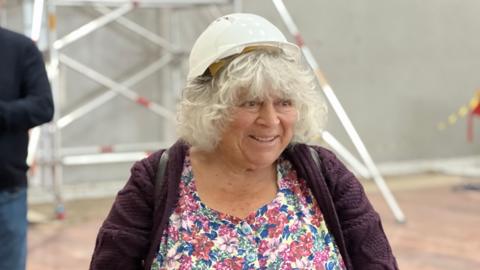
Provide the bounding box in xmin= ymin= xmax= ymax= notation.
xmin=1 ymin=0 xmax=479 ymax=269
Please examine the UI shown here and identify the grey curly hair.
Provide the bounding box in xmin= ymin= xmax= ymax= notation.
xmin=177 ymin=49 xmax=327 ymax=152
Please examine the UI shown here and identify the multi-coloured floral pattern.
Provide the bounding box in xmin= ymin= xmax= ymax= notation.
xmin=151 ymin=155 xmax=346 ymax=270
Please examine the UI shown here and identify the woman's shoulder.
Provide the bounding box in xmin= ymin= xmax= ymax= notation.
xmin=309 ymin=144 xmax=336 ymax=159
xmin=130 ymin=140 xmax=190 ymax=181
xmin=298 ymin=143 xmax=355 ymax=187
xmin=297 ymin=143 xmax=345 ymax=171
xmin=130 ymin=149 xmax=165 ymax=179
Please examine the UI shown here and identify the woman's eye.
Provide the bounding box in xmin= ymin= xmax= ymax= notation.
xmin=241 ymin=101 xmax=259 ymax=107
xmin=278 ymin=99 xmax=293 ymax=107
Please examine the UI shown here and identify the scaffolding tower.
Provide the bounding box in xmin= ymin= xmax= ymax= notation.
xmin=32 ymin=0 xmax=240 ymax=218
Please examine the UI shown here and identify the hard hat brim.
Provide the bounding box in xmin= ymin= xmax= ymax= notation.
xmin=187 ymin=41 xmax=300 ymax=80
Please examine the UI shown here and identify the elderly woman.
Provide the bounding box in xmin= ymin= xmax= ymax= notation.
xmin=90 ymin=13 xmax=398 ymax=270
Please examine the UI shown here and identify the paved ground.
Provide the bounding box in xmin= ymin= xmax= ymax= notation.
xmin=27 ymin=197 xmax=113 ymax=270
xmin=367 ymin=175 xmax=480 ymax=269
xmin=26 ymin=174 xmax=480 ymax=270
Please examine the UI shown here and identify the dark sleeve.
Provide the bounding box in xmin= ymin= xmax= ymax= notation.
xmin=0 ymin=40 xmax=53 ymax=131
xmin=319 ymin=148 xmax=399 ymax=270
xmin=90 ymin=154 xmax=160 ymax=270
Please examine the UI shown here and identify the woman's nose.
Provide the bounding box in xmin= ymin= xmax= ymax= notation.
xmin=256 ymin=102 xmax=280 ymax=126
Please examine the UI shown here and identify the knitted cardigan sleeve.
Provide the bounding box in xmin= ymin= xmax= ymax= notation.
xmin=89 ymin=151 xmax=162 ymax=270
xmin=317 ymin=147 xmax=399 ymax=270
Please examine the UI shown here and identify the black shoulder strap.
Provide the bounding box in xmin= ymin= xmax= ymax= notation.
xmin=154 ymin=149 xmax=169 ymax=210
xmin=308 ymin=146 xmax=321 ymax=168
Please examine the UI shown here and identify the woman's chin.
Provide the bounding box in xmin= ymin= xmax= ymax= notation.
xmin=244 ymin=153 xmax=280 ymax=169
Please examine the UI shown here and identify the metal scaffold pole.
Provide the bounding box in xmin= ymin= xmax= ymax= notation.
xmin=46 ymin=0 xmax=65 ymax=219
xmin=272 ymin=0 xmax=406 ymax=223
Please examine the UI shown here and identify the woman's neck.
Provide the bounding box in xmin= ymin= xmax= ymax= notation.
xmin=190 ymin=147 xmax=276 ymax=188
xmin=189 ymin=147 xmax=278 ymax=216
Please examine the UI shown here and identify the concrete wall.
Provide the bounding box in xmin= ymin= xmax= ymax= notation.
xmin=3 ymin=0 xmax=480 ymax=188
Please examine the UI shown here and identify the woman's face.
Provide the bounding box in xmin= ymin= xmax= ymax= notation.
xmin=214 ymin=93 xmax=298 ymax=170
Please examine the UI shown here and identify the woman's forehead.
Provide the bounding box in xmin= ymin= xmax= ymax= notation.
xmin=234 ymin=87 xmax=290 ymax=99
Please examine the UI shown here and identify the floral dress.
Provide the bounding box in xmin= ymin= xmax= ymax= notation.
xmin=151 ymin=155 xmax=346 ymax=270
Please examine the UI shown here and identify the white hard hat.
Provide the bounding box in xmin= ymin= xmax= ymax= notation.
xmin=187 ymin=13 xmax=301 ymax=80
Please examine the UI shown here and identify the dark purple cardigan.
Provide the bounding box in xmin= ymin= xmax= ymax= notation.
xmin=90 ymin=141 xmax=398 ymax=270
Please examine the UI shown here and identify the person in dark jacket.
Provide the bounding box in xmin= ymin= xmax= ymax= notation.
xmin=0 ymin=26 xmax=54 ymax=270
xmin=91 ymin=13 xmax=398 ymax=270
